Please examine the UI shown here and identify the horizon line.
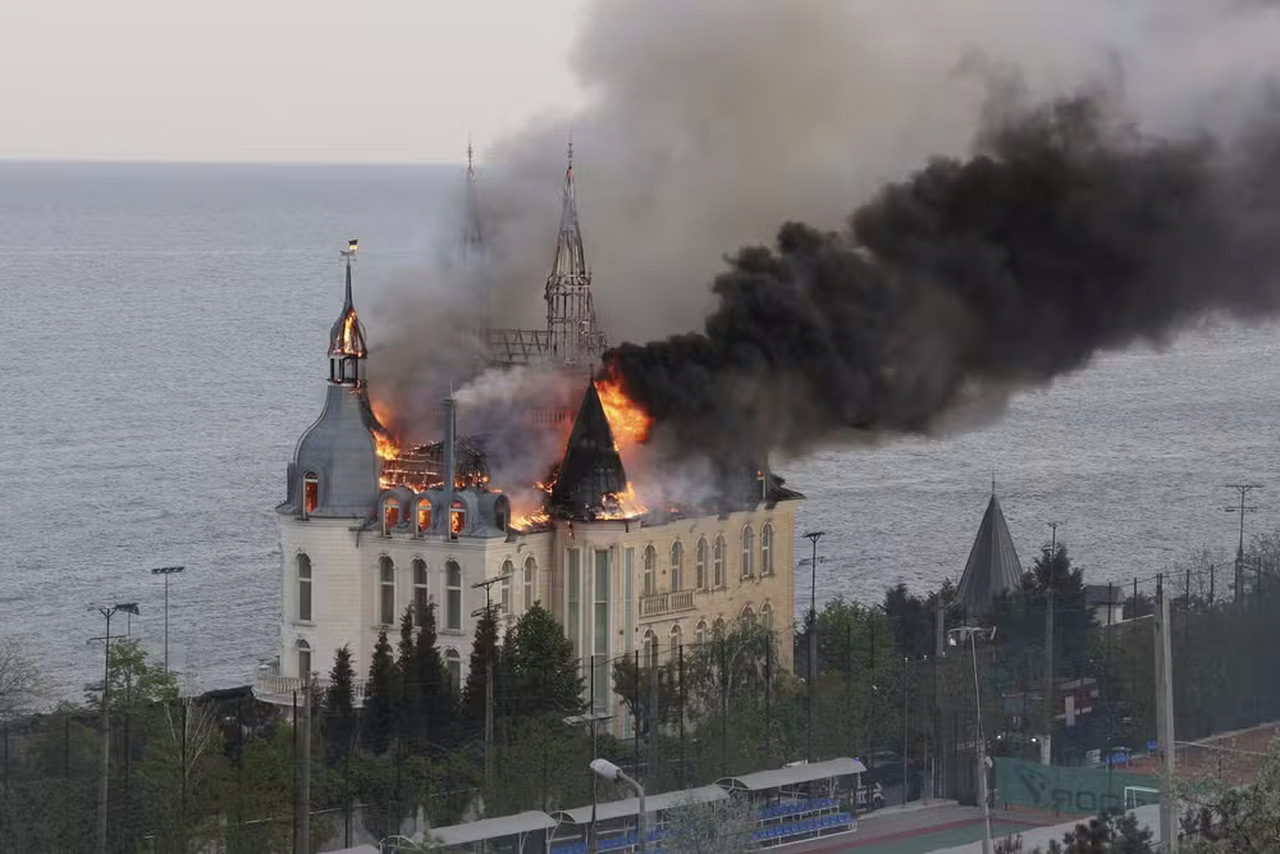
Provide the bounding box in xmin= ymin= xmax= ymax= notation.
xmin=0 ymin=157 xmax=465 ymax=168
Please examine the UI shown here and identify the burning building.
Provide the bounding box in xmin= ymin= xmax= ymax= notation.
xmin=260 ymin=161 xmax=802 ymax=734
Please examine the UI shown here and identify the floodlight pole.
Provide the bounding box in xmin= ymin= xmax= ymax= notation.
xmin=1224 ymin=484 xmax=1262 ymax=606
xmin=591 ymin=759 xmax=646 ymax=853
xmin=950 ymin=626 xmax=995 ymax=854
xmin=151 ymin=566 xmax=184 ymax=674
xmin=1044 ymin=521 xmax=1064 ymax=765
xmin=93 ymin=602 xmax=139 ymax=854
xmin=802 ymin=530 xmax=825 ymax=763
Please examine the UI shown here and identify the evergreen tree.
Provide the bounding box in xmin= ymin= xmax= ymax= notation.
xmin=364 ymin=629 xmax=397 ymax=755
xmin=463 ymin=606 xmax=501 ymax=728
xmin=505 ymin=602 xmax=584 ymax=719
xmin=396 ymin=605 xmax=417 ymax=744
xmin=412 ymin=601 xmax=450 ymax=744
xmin=323 ymin=645 xmax=357 ymax=765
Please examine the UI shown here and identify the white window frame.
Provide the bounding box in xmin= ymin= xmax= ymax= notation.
xmin=297 ymin=554 xmax=312 ymax=622
xmin=446 ymin=560 xmax=463 ymax=631
xmin=741 ymin=525 xmax=754 ymax=578
xmin=669 ymin=541 xmax=683 ymax=592
xmin=378 ymin=556 xmax=395 ymax=626
xmin=412 ymin=558 xmax=428 ymax=627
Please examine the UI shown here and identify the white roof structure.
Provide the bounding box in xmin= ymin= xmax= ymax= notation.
xmin=553 ymin=784 xmax=728 ymax=824
xmin=429 ymin=811 xmax=556 ymax=846
xmin=715 ymin=757 xmax=868 ymax=792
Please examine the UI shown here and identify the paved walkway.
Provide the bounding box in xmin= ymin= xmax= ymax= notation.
xmin=790 ymin=802 xmax=1045 ymax=854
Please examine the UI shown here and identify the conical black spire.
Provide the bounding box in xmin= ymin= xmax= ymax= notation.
xmin=548 ymin=382 xmax=630 ymax=520
xmin=956 ymin=491 xmax=1024 ymax=614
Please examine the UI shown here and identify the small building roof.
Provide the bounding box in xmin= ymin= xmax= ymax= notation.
xmin=553 ymin=784 xmax=727 ymax=824
xmin=430 ymin=811 xmax=556 ymax=846
xmin=956 ymin=492 xmax=1024 ymax=615
xmin=715 ymin=757 xmax=868 ymax=792
xmin=1085 ymin=583 xmax=1127 ymax=607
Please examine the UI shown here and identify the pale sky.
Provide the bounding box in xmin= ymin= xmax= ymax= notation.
xmin=2 ymin=0 xmax=589 ymax=162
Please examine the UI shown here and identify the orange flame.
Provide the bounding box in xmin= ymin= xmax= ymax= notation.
xmin=596 ymin=481 xmax=648 ymax=520
xmin=595 ymin=373 xmax=651 ymax=451
xmin=333 ymin=310 xmax=366 ymax=357
xmin=369 ymin=398 xmax=401 ymax=462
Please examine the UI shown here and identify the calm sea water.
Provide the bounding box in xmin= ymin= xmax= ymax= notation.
xmin=0 ymin=162 xmax=1276 ymax=701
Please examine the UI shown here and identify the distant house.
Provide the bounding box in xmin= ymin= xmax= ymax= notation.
xmin=956 ymin=489 xmax=1024 ymax=616
xmin=1085 ymin=584 xmax=1127 ymax=625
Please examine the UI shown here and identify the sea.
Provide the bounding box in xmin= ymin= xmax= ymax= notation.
xmin=1 ymin=161 xmax=1276 ymax=702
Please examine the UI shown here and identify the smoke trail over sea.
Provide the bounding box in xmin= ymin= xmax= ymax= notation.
xmin=371 ymin=0 xmax=1280 ymax=467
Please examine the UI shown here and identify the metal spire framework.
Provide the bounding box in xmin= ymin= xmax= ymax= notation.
xmin=486 ymin=140 xmax=607 ymax=372
xmin=544 ymin=140 xmax=606 ymax=369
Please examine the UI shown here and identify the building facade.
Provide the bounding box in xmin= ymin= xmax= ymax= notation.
xmin=259 ymin=161 xmax=800 ymax=734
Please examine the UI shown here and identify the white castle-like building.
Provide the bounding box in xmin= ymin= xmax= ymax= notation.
xmin=258 ymin=152 xmax=801 ymax=732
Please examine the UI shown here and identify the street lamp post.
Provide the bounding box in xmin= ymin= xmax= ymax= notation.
xmin=801 ymin=531 xmax=825 ymax=763
xmin=150 ymin=566 xmax=184 ymax=674
xmin=591 ymin=758 xmax=646 ymax=853
xmin=92 ymin=602 xmax=140 ymax=854
xmin=949 ymin=625 xmax=997 ymax=854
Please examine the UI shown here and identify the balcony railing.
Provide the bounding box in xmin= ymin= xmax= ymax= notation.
xmin=639 ymin=589 xmax=696 ymax=617
xmin=255 ymin=669 xmax=369 ymax=704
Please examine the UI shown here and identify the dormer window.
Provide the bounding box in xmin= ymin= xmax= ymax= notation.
xmin=417 ymin=501 xmax=432 ymax=535
xmin=303 ymin=473 xmax=319 ymax=516
xmin=449 ymin=499 xmax=465 ymax=540
xmin=383 ymin=498 xmax=401 ymax=535
xmin=495 ymin=507 xmax=507 ymax=532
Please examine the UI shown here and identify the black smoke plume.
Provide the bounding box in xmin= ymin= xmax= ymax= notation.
xmin=606 ymin=93 xmax=1280 ymax=462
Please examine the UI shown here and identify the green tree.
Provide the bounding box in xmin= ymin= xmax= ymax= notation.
xmin=1178 ymin=740 xmax=1280 ymax=853
xmin=463 ymin=606 xmax=501 ymax=727
xmin=411 ymin=601 xmax=451 ymax=745
xmin=324 ymin=645 xmax=357 ymax=766
xmin=505 ymin=602 xmax=584 ymax=719
xmin=364 ymin=629 xmax=397 ymax=755
xmin=1024 ymin=808 xmax=1154 ymax=853
xmin=84 ymin=637 xmax=178 ymax=713
xmin=396 ymin=605 xmax=417 ymax=743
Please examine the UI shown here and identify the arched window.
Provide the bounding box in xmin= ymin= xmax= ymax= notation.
xmin=741 ymin=525 xmax=754 ymax=578
xmin=713 ymin=617 xmax=725 ymax=635
xmin=445 ymin=560 xmax=462 ymax=631
xmin=695 ymin=537 xmax=708 ymax=590
xmin=445 ymin=648 xmax=461 ymax=692
xmin=412 ymin=559 xmax=428 ymax=627
xmin=761 ymin=524 xmax=774 ymax=575
xmin=449 ymin=499 xmax=466 ymax=540
xmin=416 ymin=500 xmax=432 ymax=535
xmin=296 ymin=639 xmax=312 ymax=681
xmin=378 ymin=556 xmax=395 ymax=626
xmin=382 ymin=497 xmax=401 ymax=535
xmin=669 ymin=623 xmax=682 ymax=658
xmin=500 ymin=559 xmax=513 ymax=615
xmin=695 ymin=619 xmax=708 ymax=646
xmin=740 ymin=604 xmax=756 ymax=624
xmin=303 ymin=472 xmax=319 ymax=516
xmin=669 ymin=541 xmax=683 ymax=593
xmin=761 ymin=602 xmax=774 ymax=633
xmin=643 ymin=629 xmax=658 ymax=670
xmin=643 ymin=545 xmax=656 ymax=597
xmin=713 ymin=536 xmax=726 ymax=588
xmin=523 ymin=556 xmax=536 ymax=610
xmin=296 ymin=554 xmax=313 ymax=622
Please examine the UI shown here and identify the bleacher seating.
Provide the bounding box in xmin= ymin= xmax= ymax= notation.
xmin=756 ymin=797 xmax=838 ymax=822
xmin=753 ymin=812 xmax=854 ymax=846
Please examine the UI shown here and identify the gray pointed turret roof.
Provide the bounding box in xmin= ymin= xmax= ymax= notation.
xmin=956 ymin=492 xmax=1024 ymax=614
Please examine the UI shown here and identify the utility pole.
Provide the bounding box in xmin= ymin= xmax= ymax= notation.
xmin=802 ymin=531 xmax=825 ymax=764
xmin=1224 ymin=484 xmax=1262 ymax=607
xmin=150 ymin=566 xmax=184 ymax=674
xmin=1153 ymin=576 xmax=1178 ymax=853
xmin=950 ymin=626 xmax=997 ymax=854
xmin=93 ymin=602 xmax=139 ymax=854
xmin=1043 ymin=521 xmax=1064 ymax=766
xmin=472 ymin=569 xmax=512 ymax=791
xmin=298 ymin=681 xmax=312 ymax=854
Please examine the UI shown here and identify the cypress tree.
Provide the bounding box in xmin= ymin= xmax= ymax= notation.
xmin=413 ymin=601 xmax=450 ymax=744
xmin=363 ymin=629 xmax=397 ymax=755
xmin=463 ymin=606 xmax=500 ymax=730
xmin=323 ymin=645 xmax=357 ymax=766
xmin=396 ymin=605 xmax=417 ymax=743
